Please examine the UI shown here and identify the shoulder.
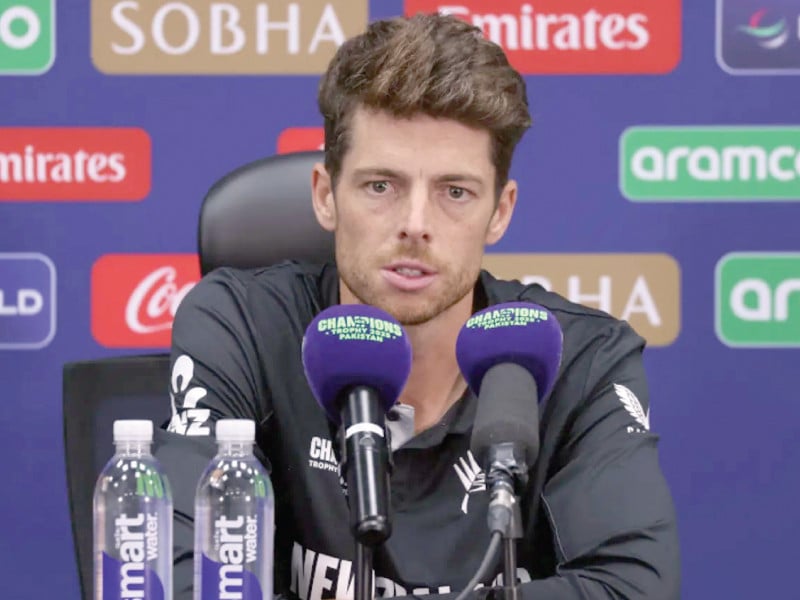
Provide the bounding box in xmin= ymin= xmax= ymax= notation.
xmin=182 ymin=260 xmax=337 ymax=314
xmin=481 ymin=273 xmax=655 ymax=449
xmin=172 ymin=261 xmax=338 ymax=346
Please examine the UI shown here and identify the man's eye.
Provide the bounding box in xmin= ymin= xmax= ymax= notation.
xmin=369 ymin=181 xmax=390 ymax=194
xmin=448 ymin=186 xmax=468 ymax=200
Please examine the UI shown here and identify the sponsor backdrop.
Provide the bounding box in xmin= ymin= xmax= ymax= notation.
xmin=0 ymin=0 xmax=798 ymax=598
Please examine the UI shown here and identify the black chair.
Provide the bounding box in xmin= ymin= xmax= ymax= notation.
xmin=199 ymin=150 xmax=334 ymax=275
xmin=63 ymin=150 xmax=334 ymax=600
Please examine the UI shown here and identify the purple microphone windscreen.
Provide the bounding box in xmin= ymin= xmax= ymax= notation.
xmin=456 ymin=302 xmax=563 ymax=401
xmin=302 ymin=304 xmax=412 ymax=425
xmin=456 ymin=302 xmax=563 ymax=465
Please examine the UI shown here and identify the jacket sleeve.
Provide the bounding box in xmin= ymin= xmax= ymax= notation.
xmin=151 ymin=268 xmax=272 ymax=600
xmin=515 ymin=322 xmax=680 ymax=599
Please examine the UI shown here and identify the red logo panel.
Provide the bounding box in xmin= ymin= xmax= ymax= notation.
xmin=277 ymin=127 xmax=325 ymax=154
xmin=0 ymin=127 xmax=151 ymax=201
xmin=91 ymin=254 xmax=200 ymax=348
xmin=405 ymin=0 xmax=681 ymax=74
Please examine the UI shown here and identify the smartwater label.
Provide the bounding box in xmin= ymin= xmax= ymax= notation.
xmin=101 ymin=552 xmax=165 ymax=600
xmin=201 ymin=553 xmax=263 ymax=600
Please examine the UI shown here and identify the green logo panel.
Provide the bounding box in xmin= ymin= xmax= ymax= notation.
xmin=621 ymin=127 xmax=800 ymax=201
xmin=0 ymin=0 xmax=54 ymax=74
xmin=716 ymin=253 xmax=800 ymax=347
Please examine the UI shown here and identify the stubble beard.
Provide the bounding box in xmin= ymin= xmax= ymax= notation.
xmin=338 ymin=256 xmax=479 ymax=326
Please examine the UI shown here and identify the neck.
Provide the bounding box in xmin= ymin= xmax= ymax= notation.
xmin=399 ymin=293 xmax=474 ymax=432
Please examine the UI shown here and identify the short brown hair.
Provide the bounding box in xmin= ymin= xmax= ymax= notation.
xmin=318 ymin=13 xmax=532 ymax=196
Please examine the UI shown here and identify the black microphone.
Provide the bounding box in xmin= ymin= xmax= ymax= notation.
xmin=302 ymin=304 xmax=411 ymax=546
xmin=456 ymin=302 xmax=563 ymax=535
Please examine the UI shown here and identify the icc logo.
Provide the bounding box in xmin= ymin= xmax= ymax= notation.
xmin=738 ymin=8 xmax=789 ymax=49
xmin=717 ymin=0 xmax=800 ymax=74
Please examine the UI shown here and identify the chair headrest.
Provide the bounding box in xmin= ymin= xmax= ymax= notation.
xmin=198 ymin=151 xmax=335 ymax=276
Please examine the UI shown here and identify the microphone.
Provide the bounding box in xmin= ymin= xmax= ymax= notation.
xmin=456 ymin=302 xmax=563 ymax=535
xmin=302 ymin=304 xmax=411 ymax=546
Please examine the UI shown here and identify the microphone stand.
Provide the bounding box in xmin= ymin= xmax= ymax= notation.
xmin=485 ymin=443 xmax=527 ymax=600
xmin=339 ymin=386 xmax=394 ymax=600
xmin=356 ymin=542 xmax=373 ymax=600
xmin=340 ymin=441 xmax=380 ymax=600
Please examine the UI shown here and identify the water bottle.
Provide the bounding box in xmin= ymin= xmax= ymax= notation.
xmin=94 ymin=419 xmax=173 ymax=600
xmin=194 ymin=419 xmax=274 ymax=600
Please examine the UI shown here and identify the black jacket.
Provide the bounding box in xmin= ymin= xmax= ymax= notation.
xmin=154 ymin=261 xmax=680 ymax=600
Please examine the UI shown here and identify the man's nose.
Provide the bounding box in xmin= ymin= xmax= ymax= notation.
xmin=398 ymin=185 xmax=432 ymax=242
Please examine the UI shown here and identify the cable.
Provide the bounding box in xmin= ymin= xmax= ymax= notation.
xmin=453 ymin=531 xmax=503 ymax=600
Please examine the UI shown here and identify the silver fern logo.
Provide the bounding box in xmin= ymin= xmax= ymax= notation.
xmin=453 ymin=451 xmax=486 ymax=514
xmin=614 ymin=383 xmax=650 ymax=432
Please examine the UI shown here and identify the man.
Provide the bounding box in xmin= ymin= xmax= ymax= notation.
xmin=158 ymin=12 xmax=680 ymax=600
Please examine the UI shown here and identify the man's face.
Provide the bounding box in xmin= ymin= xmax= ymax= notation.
xmin=313 ymin=107 xmax=516 ymax=326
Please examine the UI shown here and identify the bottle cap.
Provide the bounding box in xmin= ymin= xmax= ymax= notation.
xmin=216 ymin=419 xmax=256 ymax=443
xmin=113 ymin=419 xmax=153 ymax=442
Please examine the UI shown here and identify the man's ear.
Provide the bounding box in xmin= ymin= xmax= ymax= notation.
xmin=312 ymin=162 xmax=336 ymax=232
xmin=485 ymin=179 xmax=517 ymax=245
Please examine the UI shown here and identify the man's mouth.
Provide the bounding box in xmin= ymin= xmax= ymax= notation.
xmin=393 ymin=267 xmax=426 ymax=277
xmin=382 ymin=262 xmax=438 ymax=290
xmin=386 ymin=261 xmax=436 ymax=276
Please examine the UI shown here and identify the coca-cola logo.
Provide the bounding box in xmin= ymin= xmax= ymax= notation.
xmin=125 ymin=266 xmax=196 ymax=334
xmin=92 ymin=254 xmax=201 ymax=348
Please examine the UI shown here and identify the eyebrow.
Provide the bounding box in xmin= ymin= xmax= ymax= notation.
xmin=436 ymin=173 xmax=485 ymax=187
xmin=351 ymin=167 xmax=486 ymax=188
xmin=352 ymin=167 xmax=404 ymax=180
